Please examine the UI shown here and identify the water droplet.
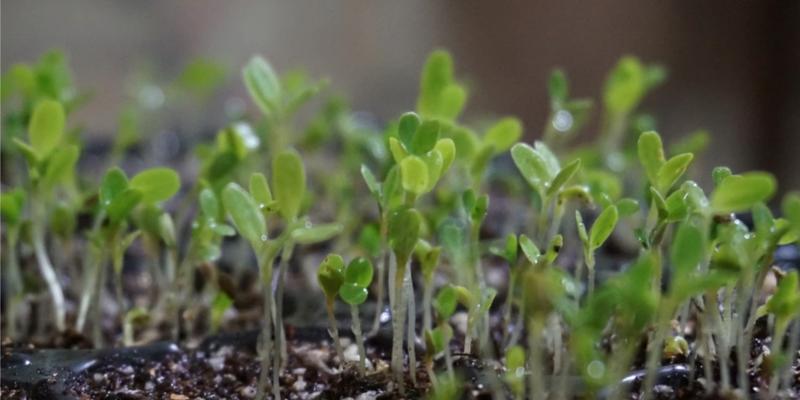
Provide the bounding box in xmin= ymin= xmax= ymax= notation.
xmin=552 ymin=110 xmax=574 ymax=132
xmin=260 ymin=234 xmax=268 ymax=242
xmin=587 ymin=360 xmax=605 ymax=379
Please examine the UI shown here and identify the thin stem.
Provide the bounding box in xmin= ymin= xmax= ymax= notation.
xmin=33 ymin=224 xmax=66 ymax=332
xmin=767 ymin=320 xmax=789 ymax=399
xmin=275 ymin=242 xmax=294 ymax=374
xmin=780 ymin=320 xmax=800 ymax=393
xmin=405 ymin=267 xmax=417 ymax=385
xmin=391 ymin=258 xmax=408 ymax=390
xmin=325 ymin=301 xmax=344 ymax=364
xmin=370 ymin=215 xmax=389 ymax=335
xmin=3 ymin=229 xmax=22 ymax=339
xmin=642 ymin=304 xmax=673 ymax=400
xmin=351 ymin=304 xmax=366 ymax=376
xmin=527 ymin=318 xmax=546 ymax=400
xmin=92 ymin=256 xmax=106 ymax=348
xmin=256 ymin=279 xmax=277 ymax=400
xmin=422 ymin=278 xmax=434 ymax=336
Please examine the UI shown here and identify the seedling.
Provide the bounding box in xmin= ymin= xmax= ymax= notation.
xmin=317 ymin=254 xmax=346 ymax=362
xmin=575 ymin=204 xmax=619 ymax=295
xmin=338 ymin=257 xmax=374 ymax=376
xmin=12 ymin=99 xmax=78 ymax=332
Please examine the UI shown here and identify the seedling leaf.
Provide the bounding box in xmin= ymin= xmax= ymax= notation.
xmin=273 ymin=149 xmax=306 ymax=220
xmin=28 ymin=99 xmax=65 ymax=158
xmin=590 ymin=205 xmax=618 ymax=251
xmin=221 ymin=183 xmax=266 ymax=244
xmin=130 ymin=167 xmax=180 ymax=204
xmin=710 ymin=172 xmax=776 ymax=214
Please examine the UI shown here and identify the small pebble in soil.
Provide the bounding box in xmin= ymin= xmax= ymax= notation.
xmin=239 ymin=385 xmax=257 ymax=398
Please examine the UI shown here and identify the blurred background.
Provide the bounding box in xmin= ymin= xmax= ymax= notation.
xmin=3 ymin=0 xmax=799 ymax=191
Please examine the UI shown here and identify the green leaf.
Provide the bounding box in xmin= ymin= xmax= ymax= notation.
xmin=108 ymin=188 xmax=143 ymax=225
xmin=28 ymin=99 xmax=65 ymax=158
xmin=710 ymin=172 xmax=776 ymax=214
xmin=590 ymin=205 xmax=618 ymax=251
xmin=398 ymin=112 xmax=421 ymax=147
xmin=410 ymin=120 xmax=440 ymax=155
xmin=438 ymin=84 xmax=467 ymax=120
xmin=576 ymin=211 xmax=589 ymax=247
xmin=422 ymin=150 xmax=444 ymax=192
xmin=548 ymin=69 xmax=568 ymax=103
xmin=782 ymin=192 xmax=800 ymax=238
xmin=210 ymin=291 xmax=233 ymax=331
xmin=670 ymin=221 xmax=704 ymax=278
xmin=249 ymin=172 xmax=273 ymax=207
xmin=656 ymin=153 xmax=693 ymax=193
xmin=0 ymin=189 xmax=25 ymax=225
xmin=417 ymin=50 xmax=454 ymax=117
xmin=389 ymin=136 xmax=410 ymax=164
xmin=637 ymin=131 xmax=665 ymax=185
xmin=221 ymin=183 xmax=266 ymax=244
xmin=272 ymin=149 xmax=306 ymax=220
xmin=100 ymin=168 xmax=129 ymax=207
xmin=400 ymin=155 xmax=429 ymax=195
xmin=158 ymin=213 xmax=177 ymax=247
xmin=130 ymin=167 xmax=181 ymax=204
xmin=616 ymin=198 xmax=640 ymax=217
xmin=547 ymin=159 xmax=581 ymax=197
xmin=712 ymin=167 xmax=732 ymax=187
xmin=199 ymin=188 xmax=219 ymax=219
xmin=339 ymin=282 xmax=368 ymax=305
xmin=433 ymin=285 xmax=458 ymax=319
xmin=345 ymin=257 xmax=374 ymax=287
xmin=483 ymin=117 xmax=522 ymax=154
xmin=242 ymin=56 xmax=281 ymax=116
xmin=292 ymin=223 xmax=342 ymax=245
xmin=388 ymin=207 xmax=422 ymax=262
xmin=360 ymin=164 xmax=381 ymax=199
xmin=42 ymin=144 xmax=79 ymax=188
xmin=603 ymin=56 xmax=645 ymax=115
xmin=518 ymin=234 xmax=540 ymax=264
xmin=434 ymin=138 xmax=456 ymax=172
xmin=317 ymin=254 xmax=345 ymax=300
xmin=511 ymin=143 xmax=551 ymax=195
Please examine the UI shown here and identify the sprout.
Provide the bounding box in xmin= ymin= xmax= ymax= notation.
xmin=765 ymin=271 xmax=800 ymax=397
xmin=317 ymin=254 xmax=345 ymax=362
xmin=504 ymin=345 xmax=526 ymax=398
xmin=338 ymin=257 xmax=374 ymax=376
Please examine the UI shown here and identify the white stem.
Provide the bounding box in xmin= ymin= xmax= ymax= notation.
xmin=351 ymin=305 xmax=366 ymax=376
xmin=33 ymin=232 xmax=65 ymax=332
xmin=405 ymin=268 xmax=417 ymax=385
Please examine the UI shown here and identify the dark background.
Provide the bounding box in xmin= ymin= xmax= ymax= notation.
xmin=2 ymin=1 xmax=799 ymax=192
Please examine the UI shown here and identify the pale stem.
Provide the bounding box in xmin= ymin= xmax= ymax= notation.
xmin=391 ymin=258 xmax=408 ymax=391
xmin=351 ymin=304 xmax=367 ymax=376
xmin=422 ymin=277 xmax=434 ymax=337
xmin=325 ymin=301 xmax=344 ymax=364
xmin=405 ymin=267 xmax=417 ymax=385
xmin=33 ymin=225 xmax=66 ymax=332
xmin=527 ymin=319 xmax=546 ymax=400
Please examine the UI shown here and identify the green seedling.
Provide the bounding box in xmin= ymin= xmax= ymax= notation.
xmin=575 ymin=204 xmax=618 ymax=296
xmin=432 ymin=284 xmax=459 ymax=379
xmin=0 ymin=189 xmax=26 ymax=338
xmin=12 ymin=99 xmax=79 ymax=332
xmin=76 ymin=166 xmax=179 ymax=346
xmin=122 ymin=307 xmax=150 ymax=346
xmin=318 ymin=254 xmax=346 ymax=362
xmin=210 ymin=291 xmax=233 ymax=334
xmin=339 ymin=257 xmax=374 ymax=376
xmin=415 ymin=239 xmax=442 ymax=334
xmin=504 ymin=345 xmax=526 ymax=398
xmin=222 ymin=181 xmax=280 ymax=399
xmin=601 ymin=57 xmax=665 ymax=156
xmin=764 ymin=271 xmax=800 ymax=398
xmin=388 ymin=206 xmax=422 ymax=383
